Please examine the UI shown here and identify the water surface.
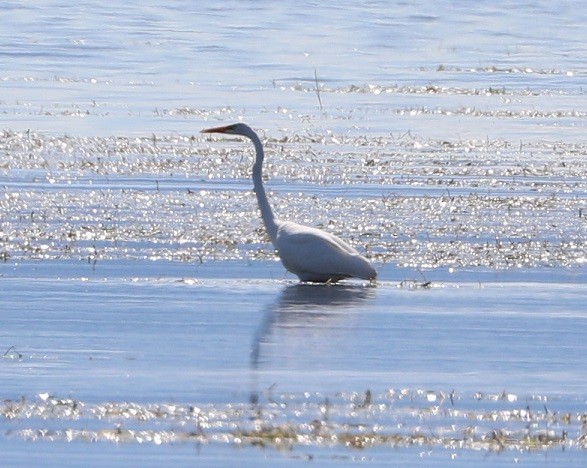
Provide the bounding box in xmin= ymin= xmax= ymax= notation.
xmin=0 ymin=0 xmax=586 ymax=465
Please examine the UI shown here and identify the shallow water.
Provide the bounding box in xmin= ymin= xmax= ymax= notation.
xmin=3 ymin=260 xmax=586 ymax=401
xmin=1 ymin=0 xmax=586 ymax=465
xmin=1 ymin=261 xmax=586 ymax=465
xmin=1 ymin=0 xmax=586 ymax=139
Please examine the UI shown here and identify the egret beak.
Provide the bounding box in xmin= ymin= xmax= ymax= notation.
xmin=201 ymin=125 xmax=233 ymax=134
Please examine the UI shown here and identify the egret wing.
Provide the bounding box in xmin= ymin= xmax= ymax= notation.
xmin=275 ymin=223 xmax=370 ymax=280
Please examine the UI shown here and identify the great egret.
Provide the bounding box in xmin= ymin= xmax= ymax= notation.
xmin=201 ymin=123 xmax=377 ymax=283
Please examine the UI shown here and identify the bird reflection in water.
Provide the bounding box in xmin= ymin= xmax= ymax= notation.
xmin=249 ymin=283 xmax=374 ymax=403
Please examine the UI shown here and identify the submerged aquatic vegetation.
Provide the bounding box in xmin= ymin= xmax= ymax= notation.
xmin=2 ymin=390 xmax=586 ymax=454
xmin=0 ymin=131 xmax=585 ymax=271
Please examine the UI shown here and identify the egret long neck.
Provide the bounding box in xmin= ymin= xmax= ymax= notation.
xmin=249 ymin=132 xmax=278 ymax=244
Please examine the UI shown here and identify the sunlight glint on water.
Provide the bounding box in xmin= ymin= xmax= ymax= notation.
xmin=0 ymin=1 xmax=586 ymax=465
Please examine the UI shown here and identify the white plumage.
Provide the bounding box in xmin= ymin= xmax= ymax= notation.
xmin=201 ymin=123 xmax=376 ymax=283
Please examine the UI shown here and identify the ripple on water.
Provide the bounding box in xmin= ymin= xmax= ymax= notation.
xmin=0 ymin=131 xmax=585 ymax=270
xmin=3 ymin=389 xmax=586 ymax=453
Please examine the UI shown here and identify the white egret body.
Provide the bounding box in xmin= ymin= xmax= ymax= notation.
xmin=202 ymin=123 xmax=376 ymax=282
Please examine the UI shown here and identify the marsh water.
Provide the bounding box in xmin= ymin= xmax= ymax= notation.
xmin=1 ymin=1 xmax=586 ymax=465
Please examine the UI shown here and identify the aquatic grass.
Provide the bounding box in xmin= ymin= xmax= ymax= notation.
xmin=313 ymin=68 xmax=323 ymax=111
xmin=2 ymin=390 xmax=586 ymax=453
xmin=276 ymin=79 xmax=580 ymax=97
xmin=0 ymin=130 xmax=585 ymax=269
xmin=2 ymin=346 xmax=23 ymax=360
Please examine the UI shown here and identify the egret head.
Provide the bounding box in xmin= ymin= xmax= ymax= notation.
xmin=201 ymin=122 xmax=252 ymax=136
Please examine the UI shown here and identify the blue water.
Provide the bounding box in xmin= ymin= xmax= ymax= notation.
xmin=1 ymin=1 xmax=585 ymax=138
xmin=1 ymin=1 xmax=586 ymax=465
xmin=1 ymin=260 xmax=586 ymax=466
xmin=2 ymin=260 xmax=585 ymax=402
